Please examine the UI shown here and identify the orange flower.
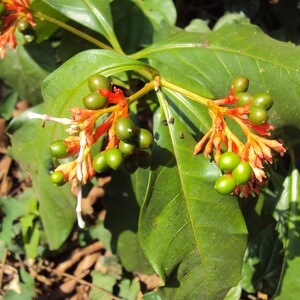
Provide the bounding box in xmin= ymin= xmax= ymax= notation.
xmin=0 ymin=0 xmax=35 ymax=58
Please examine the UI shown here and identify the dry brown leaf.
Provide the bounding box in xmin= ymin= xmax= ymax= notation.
xmin=55 ymin=241 xmax=104 ymax=274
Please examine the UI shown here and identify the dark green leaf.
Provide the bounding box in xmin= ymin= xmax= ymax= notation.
xmin=43 ymin=0 xmax=121 ymax=50
xmin=0 ymin=43 xmax=49 ymax=104
xmin=0 ymin=92 xmax=18 ymax=120
xmin=104 ymin=169 xmax=153 ymax=274
xmin=111 ymin=0 xmax=154 ymax=54
xmin=132 ymin=0 xmax=177 ymax=30
xmin=273 ymin=166 xmax=300 ymax=299
xmin=139 ymin=91 xmax=248 ymax=299
xmin=7 ymin=105 xmax=76 ymax=250
xmin=135 ymin=23 xmax=300 ymax=133
xmin=31 ymin=0 xmax=68 ymax=42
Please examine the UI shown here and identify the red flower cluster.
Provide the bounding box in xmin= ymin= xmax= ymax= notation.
xmin=0 ymin=0 xmax=35 ymax=58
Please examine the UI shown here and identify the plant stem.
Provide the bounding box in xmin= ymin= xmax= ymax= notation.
xmin=127 ymin=77 xmax=159 ymax=104
xmin=160 ymin=78 xmax=209 ymax=106
xmin=34 ymin=12 xmax=115 ymax=51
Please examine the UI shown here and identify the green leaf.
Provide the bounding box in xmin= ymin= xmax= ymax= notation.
xmin=31 ymin=0 xmax=68 ymax=42
xmin=135 ymin=23 xmax=300 ymax=132
xmin=223 ymin=282 xmax=242 ymax=300
xmin=7 ymin=105 xmax=76 ymax=250
xmin=0 ymin=197 xmax=26 ymax=245
xmin=139 ymin=91 xmax=248 ymax=299
xmin=111 ymin=0 xmax=154 ymax=54
xmin=104 ymin=169 xmax=153 ymax=274
xmin=273 ymin=166 xmax=300 ymax=299
xmin=132 ymin=0 xmax=177 ymax=30
xmin=90 ymin=271 xmax=117 ymax=300
xmin=0 ymin=43 xmax=50 ymax=104
xmin=42 ymin=49 xmax=156 ymax=118
xmin=118 ymin=278 xmax=140 ymax=300
xmin=43 ymin=0 xmax=121 ymax=51
xmin=0 ymin=92 xmax=18 ymax=120
xmin=143 ymin=291 xmax=162 ymax=300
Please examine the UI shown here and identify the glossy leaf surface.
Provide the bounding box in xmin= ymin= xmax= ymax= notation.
xmin=43 ymin=0 xmax=120 ymax=50
xmin=274 ymin=167 xmax=300 ymax=299
xmin=139 ymin=92 xmax=248 ymax=299
xmin=137 ymin=23 xmax=300 ymax=131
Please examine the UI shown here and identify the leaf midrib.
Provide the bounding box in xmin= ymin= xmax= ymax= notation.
xmin=159 ymin=91 xmax=210 ymax=298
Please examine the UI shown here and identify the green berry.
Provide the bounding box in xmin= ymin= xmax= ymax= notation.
xmin=218 ymin=152 xmax=241 ymax=173
xmin=83 ymin=92 xmax=107 ymax=110
xmin=252 ymin=92 xmax=273 ymax=110
xmin=50 ymin=171 xmax=65 ymax=186
xmin=248 ymin=106 xmax=268 ymax=125
xmin=23 ymin=32 xmax=36 ymax=44
xmin=93 ymin=152 xmax=109 ymax=173
xmin=17 ymin=20 xmax=31 ymax=34
xmin=123 ymin=155 xmax=139 ymax=174
xmin=104 ymin=148 xmax=124 ymax=170
xmin=214 ymin=175 xmax=237 ymax=195
xmin=137 ymin=150 xmax=151 ymax=169
xmin=136 ymin=128 xmax=153 ymax=149
xmin=232 ymin=161 xmax=252 ymax=184
xmin=50 ymin=140 xmax=70 ymax=159
xmin=88 ymin=74 xmax=110 ymax=92
xmin=231 ymin=77 xmax=249 ymax=95
xmin=0 ymin=3 xmax=6 ymax=16
xmin=236 ymin=92 xmax=252 ymax=107
xmin=115 ymin=117 xmax=136 ymax=142
xmin=119 ymin=140 xmax=136 ymax=155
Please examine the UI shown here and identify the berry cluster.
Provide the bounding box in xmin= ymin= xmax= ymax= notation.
xmin=193 ymin=76 xmax=285 ymax=197
xmin=28 ymin=74 xmax=156 ymax=227
xmin=214 ymin=152 xmax=252 ymax=195
xmin=93 ymin=117 xmax=153 ymax=174
xmin=233 ymin=77 xmax=273 ymax=126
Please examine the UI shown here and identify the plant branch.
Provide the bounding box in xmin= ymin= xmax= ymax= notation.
xmin=34 ymin=12 xmax=115 ymax=51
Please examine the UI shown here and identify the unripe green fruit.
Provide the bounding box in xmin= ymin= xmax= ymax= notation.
xmin=218 ymin=152 xmax=241 ymax=173
xmin=123 ymin=155 xmax=139 ymax=174
xmin=88 ymin=74 xmax=110 ymax=92
xmin=136 ymin=128 xmax=153 ymax=149
xmin=231 ymin=77 xmax=249 ymax=95
xmin=248 ymin=106 xmax=268 ymax=125
xmin=50 ymin=171 xmax=65 ymax=186
xmin=93 ymin=152 xmax=109 ymax=173
xmin=83 ymin=92 xmax=107 ymax=110
xmin=50 ymin=140 xmax=70 ymax=159
xmin=118 ymin=140 xmax=136 ymax=155
xmin=0 ymin=3 xmax=6 ymax=16
xmin=104 ymin=148 xmax=124 ymax=170
xmin=23 ymin=32 xmax=36 ymax=44
xmin=232 ymin=161 xmax=252 ymax=184
xmin=17 ymin=20 xmax=31 ymax=34
xmin=236 ymin=92 xmax=252 ymax=107
xmin=214 ymin=175 xmax=237 ymax=195
xmin=252 ymin=92 xmax=273 ymax=110
xmin=115 ymin=117 xmax=136 ymax=142
xmin=137 ymin=150 xmax=151 ymax=169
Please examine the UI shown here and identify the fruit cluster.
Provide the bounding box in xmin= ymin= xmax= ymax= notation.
xmin=17 ymin=18 xmax=36 ymax=43
xmin=214 ymin=152 xmax=252 ymax=195
xmin=48 ymin=74 xmax=154 ymax=187
xmin=93 ymin=117 xmax=153 ymax=175
xmin=193 ymin=76 xmax=285 ymax=197
xmin=233 ymin=77 xmax=274 ymax=126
